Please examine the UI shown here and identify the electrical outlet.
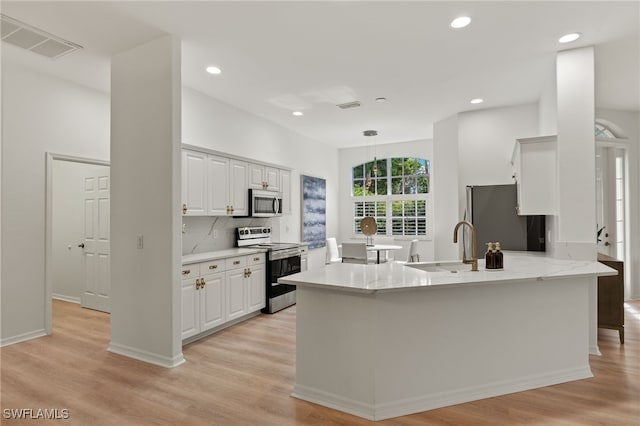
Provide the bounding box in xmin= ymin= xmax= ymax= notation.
xmin=213 ymin=229 xmax=219 ymax=239
xmin=182 ymin=223 xmax=187 ymax=234
xmin=137 ymin=235 xmax=144 ymax=249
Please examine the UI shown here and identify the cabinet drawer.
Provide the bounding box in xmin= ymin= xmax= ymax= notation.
xmin=226 ymin=256 xmax=247 ymax=269
xmin=201 ymin=259 xmax=225 ymax=273
xmin=248 ymin=253 xmax=265 ymax=266
xmin=181 ymin=265 xmax=199 ymax=280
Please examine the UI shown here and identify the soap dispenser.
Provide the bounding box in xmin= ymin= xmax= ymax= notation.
xmin=494 ymin=242 xmax=504 ymax=269
xmin=485 ymin=242 xmax=495 ymax=269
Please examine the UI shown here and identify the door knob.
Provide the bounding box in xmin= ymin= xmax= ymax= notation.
xmin=604 ymin=242 xmax=611 ymax=247
xmin=78 ymin=243 xmax=85 ymax=248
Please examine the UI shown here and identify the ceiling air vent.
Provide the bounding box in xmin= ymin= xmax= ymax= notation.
xmin=1 ymin=14 xmax=82 ymax=59
xmin=337 ymin=101 xmax=361 ymax=110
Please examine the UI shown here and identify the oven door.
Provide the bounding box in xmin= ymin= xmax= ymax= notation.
xmin=268 ymin=254 xmax=301 ymax=299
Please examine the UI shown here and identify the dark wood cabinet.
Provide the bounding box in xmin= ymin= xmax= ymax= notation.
xmin=597 ymin=253 xmax=624 ymax=343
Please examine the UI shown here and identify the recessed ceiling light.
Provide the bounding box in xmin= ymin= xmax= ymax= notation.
xmin=558 ymin=33 xmax=581 ymax=43
xmin=292 ymin=111 xmax=303 ymax=116
xmin=205 ymin=66 xmax=222 ymax=75
xmin=470 ymin=98 xmax=484 ymax=104
xmin=450 ymin=16 xmax=471 ymax=29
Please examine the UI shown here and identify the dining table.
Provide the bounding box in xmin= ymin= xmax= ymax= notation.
xmin=365 ymin=244 xmax=402 ymax=264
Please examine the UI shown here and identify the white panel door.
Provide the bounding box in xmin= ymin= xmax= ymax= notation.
xmin=264 ymin=167 xmax=280 ymax=192
xmin=81 ymin=169 xmax=111 ymax=312
xmin=207 ymin=155 xmax=230 ymax=215
xmin=226 ymin=268 xmax=247 ymax=320
xmin=182 ymin=150 xmax=207 ymax=215
xmin=248 ymin=163 xmax=265 ymax=190
xmin=200 ymin=272 xmax=225 ymax=330
xmin=280 ymin=169 xmax=291 ymax=214
xmin=247 ymin=265 xmax=266 ymax=312
xmin=229 ymin=160 xmax=248 ymax=216
xmin=181 ymin=277 xmax=199 ymax=340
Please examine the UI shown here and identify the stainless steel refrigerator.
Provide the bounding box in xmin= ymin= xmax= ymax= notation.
xmin=465 ymin=184 xmax=545 ymax=257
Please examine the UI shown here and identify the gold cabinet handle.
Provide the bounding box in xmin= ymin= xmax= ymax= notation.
xmin=182 ymin=204 xmax=187 ymax=214
xmin=209 ymin=265 xmax=218 ymax=270
xmin=182 ymin=269 xmax=190 ymax=275
xmin=253 ymin=257 xmax=261 ymax=261
xmin=233 ymin=260 xmax=241 ymax=265
xmin=195 ymin=278 xmax=201 ymax=290
xmin=243 ymin=268 xmax=248 ymax=278
xmin=201 ymin=278 xmax=206 ymax=288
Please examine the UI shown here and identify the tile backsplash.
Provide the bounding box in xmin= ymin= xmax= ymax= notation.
xmin=181 ymin=216 xmax=272 ymax=255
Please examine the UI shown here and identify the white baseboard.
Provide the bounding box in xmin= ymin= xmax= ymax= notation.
xmin=1 ymin=329 xmax=48 ymax=347
xmin=52 ymin=294 xmax=81 ymax=304
xmin=294 ymin=366 xmax=593 ymax=421
xmin=108 ymin=342 xmax=185 ymax=368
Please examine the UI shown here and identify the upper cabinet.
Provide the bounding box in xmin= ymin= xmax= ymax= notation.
xmin=182 ymin=150 xmax=208 ymax=216
xmin=511 ymin=135 xmax=557 ymax=216
xmin=182 ymin=147 xmax=291 ymax=216
xmin=249 ymin=163 xmax=280 ymax=192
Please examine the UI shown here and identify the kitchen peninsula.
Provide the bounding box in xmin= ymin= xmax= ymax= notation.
xmin=279 ymin=253 xmax=617 ymax=421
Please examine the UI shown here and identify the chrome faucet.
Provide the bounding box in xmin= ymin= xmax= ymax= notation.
xmin=453 ymin=220 xmax=478 ymax=271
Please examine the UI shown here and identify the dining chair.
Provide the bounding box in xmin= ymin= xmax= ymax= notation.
xmin=341 ymin=242 xmax=369 ymax=264
xmin=408 ymin=239 xmax=420 ymax=262
xmin=326 ymin=237 xmax=342 ymax=263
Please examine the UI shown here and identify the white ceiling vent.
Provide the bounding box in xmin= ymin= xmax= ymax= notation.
xmin=1 ymin=14 xmax=82 ymax=59
xmin=337 ymin=101 xmax=361 ymax=110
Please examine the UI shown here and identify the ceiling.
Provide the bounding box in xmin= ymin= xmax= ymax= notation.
xmin=2 ymin=1 xmax=638 ymax=148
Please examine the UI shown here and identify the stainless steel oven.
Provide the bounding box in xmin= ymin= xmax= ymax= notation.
xmin=237 ymin=227 xmax=306 ymax=313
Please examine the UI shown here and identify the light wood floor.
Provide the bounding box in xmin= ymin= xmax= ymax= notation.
xmin=1 ymin=299 xmax=638 ymax=425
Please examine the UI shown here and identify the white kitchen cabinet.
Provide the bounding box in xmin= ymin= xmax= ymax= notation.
xmin=249 ymin=163 xmax=280 ymax=192
xmin=206 ymin=155 xmax=230 ymax=216
xmin=280 ymin=169 xmax=291 ymax=214
xmin=301 ymin=246 xmax=309 ymax=271
xmin=226 ymin=265 xmax=247 ymax=321
xmin=247 ymin=254 xmax=266 ymax=312
xmin=181 ymin=275 xmax=199 ymax=340
xmin=181 ymin=260 xmax=226 ymax=340
xmin=181 ymin=150 xmax=207 ymax=216
xmin=228 ymin=159 xmax=249 ymax=216
xmin=511 ymin=135 xmax=557 ymax=215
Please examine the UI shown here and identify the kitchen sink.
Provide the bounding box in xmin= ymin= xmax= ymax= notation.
xmin=405 ymin=261 xmax=472 ymax=273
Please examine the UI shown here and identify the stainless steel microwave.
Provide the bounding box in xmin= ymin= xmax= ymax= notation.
xmin=249 ymin=189 xmax=283 ymax=217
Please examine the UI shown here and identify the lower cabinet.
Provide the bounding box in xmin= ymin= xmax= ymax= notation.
xmin=182 ymin=252 xmax=265 ymax=342
xmin=597 ymin=253 xmax=624 ymax=343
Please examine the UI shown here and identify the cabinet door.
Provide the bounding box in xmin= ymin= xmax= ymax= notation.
xmin=181 ymin=277 xmax=200 ymax=340
xmin=280 ymin=169 xmax=291 ymax=214
xmin=248 ymin=163 xmax=265 ymax=190
xmin=229 ymin=160 xmax=248 ymax=216
xmin=264 ymin=167 xmax=280 ymax=192
xmin=247 ymin=265 xmax=266 ymax=312
xmin=226 ymin=268 xmax=247 ymax=320
xmin=182 ymin=150 xmax=207 ymax=216
xmin=200 ymin=272 xmax=225 ymax=330
xmin=207 ymin=155 xmax=230 ymax=216
xmin=513 ymin=136 xmax=557 ymax=215
xmin=301 ymin=256 xmax=308 ymax=272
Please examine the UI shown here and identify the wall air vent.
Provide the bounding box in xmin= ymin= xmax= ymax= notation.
xmin=1 ymin=14 xmax=82 ymax=59
xmin=337 ymin=101 xmax=361 ymax=110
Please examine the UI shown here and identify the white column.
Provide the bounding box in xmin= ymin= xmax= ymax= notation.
xmin=109 ymin=35 xmax=184 ymax=367
xmin=556 ymin=46 xmax=598 ymax=355
xmin=556 ymin=46 xmax=597 ymax=261
xmin=433 ymin=115 xmax=460 ymax=261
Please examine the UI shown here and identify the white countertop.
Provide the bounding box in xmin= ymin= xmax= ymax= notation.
xmin=182 ymin=248 xmax=267 ymax=265
xmin=279 ymin=252 xmax=617 ymax=294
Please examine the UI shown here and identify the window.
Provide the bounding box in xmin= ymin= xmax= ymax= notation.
xmin=352 ymin=157 xmax=432 ymax=238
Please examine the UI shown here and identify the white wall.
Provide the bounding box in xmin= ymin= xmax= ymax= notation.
xmin=337 ymin=139 xmax=434 ymax=262
xmin=109 ymin=35 xmax=183 ymax=367
xmin=1 ymin=62 xmax=109 ymax=345
xmin=52 ymin=160 xmax=110 ymax=303
xmin=596 ymin=108 xmax=640 ymax=300
xmin=538 ymin=68 xmax=558 ymax=136
xmin=182 ymin=87 xmax=339 ymax=270
xmin=457 ymin=103 xmax=540 ymax=218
